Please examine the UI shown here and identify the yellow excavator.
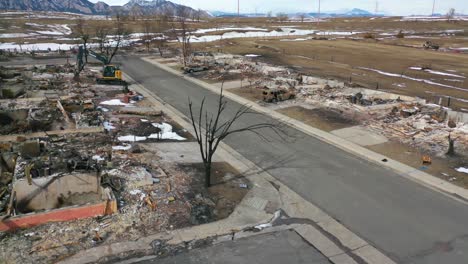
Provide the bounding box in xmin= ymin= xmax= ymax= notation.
xmin=77 ymin=46 xmax=127 ymax=85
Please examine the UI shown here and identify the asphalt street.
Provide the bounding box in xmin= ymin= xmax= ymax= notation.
xmin=121 ymin=56 xmax=468 ymax=263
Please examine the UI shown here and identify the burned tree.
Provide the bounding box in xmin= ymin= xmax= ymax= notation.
xmin=447 ymin=134 xmax=456 ymax=156
xmin=73 ymin=19 xmax=91 ymax=80
xmin=142 ymin=19 xmax=153 ymax=52
xmin=298 ymin=13 xmax=306 ymax=23
xmin=277 ymin=13 xmax=289 ymax=23
xmin=188 ymin=87 xmax=286 ymax=187
xmin=102 ymin=16 xmax=130 ymax=64
xmin=173 ymin=6 xmax=192 ymax=66
xmin=446 ymin=8 xmax=456 ymax=22
xmin=75 ymin=19 xmax=90 ymax=63
xmin=95 ymin=24 xmax=110 ymax=53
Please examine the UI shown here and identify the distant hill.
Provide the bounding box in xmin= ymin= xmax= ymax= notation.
xmin=0 ymin=0 xmax=210 ymax=17
xmin=308 ymin=8 xmax=375 ymax=18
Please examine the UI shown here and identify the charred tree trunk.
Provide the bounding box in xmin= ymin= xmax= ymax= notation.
xmin=447 ymin=134 xmax=455 ymax=156
xmin=204 ymin=160 xmax=212 ymax=188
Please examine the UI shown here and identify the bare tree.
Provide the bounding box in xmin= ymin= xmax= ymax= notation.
xmin=188 ymin=87 xmax=287 ymax=187
xmin=173 ymin=6 xmax=192 ymax=66
xmin=447 ymin=134 xmax=456 ymax=156
xmin=130 ymin=5 xmax=143 ymax=21
xmin=276 ymin=13 xmax=289 ymax=23
xmin=446 ymin=8 xmax=456 ymax=22
xmin=196 ymin=9 xmax=203 ymax=22
xmin=162 ymin=5 xmax=174 ymax=22
xmin=75 ymin=19 xmax=90 ymax=63
xmin=103 ymin=16 xmax=131 ymax=64
xmin=267 ymin=11 xmax=272 ymax=18
xmin=298 ymin=13 xmax=306 ymax=23
xmin=95 ymin=24 xmax=109 ymax=53
xmin=73 ymin=19 xmax=91 ymax=80
xmin=142 ymin=19 xmax=153 ymax=52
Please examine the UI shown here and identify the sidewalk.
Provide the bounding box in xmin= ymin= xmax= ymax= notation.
xmin=59 ymin=74 xmax=395 ymax=264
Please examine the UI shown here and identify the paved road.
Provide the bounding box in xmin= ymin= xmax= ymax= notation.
xmin=138 ymin=230 xmax=329 ymax=264
xmin=121 ymin=56 xmax=468 ymax=264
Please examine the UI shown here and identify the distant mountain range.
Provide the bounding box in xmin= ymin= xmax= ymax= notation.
xmin=0 ymin=0 xmax=210 ymax=17
xmin=210 ymin=8 xmax=380 ymax=18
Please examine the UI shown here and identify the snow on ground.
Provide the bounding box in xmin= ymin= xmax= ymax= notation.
xmin=112 ymin=144 xmax=132 ymax=151
xmin=359 ymin=67 xmax=468 ymax=92
xmin=400 ymin=16 xmax=468 ymax=21
xmin=116 ymin=123 xmax=185 ymax=142
xmin=189 ymin=27 xmax=318 ymax=43
xmin=103 ymin=121 xmax=116 ymax=130
xmin=0 ymin=33 xmax=37 ymax=38
xmin=100 ymin=99 xmax=130 ymax=106
xmin=92 ymin=155 xmax=105 ymax=161
xmin=409 ymin=67 xmax=466 ymax=79
xmin=316 ymin=31 xmax=362 ymax=36
xmin=0 ymin=42 xmax=76 ymax=51
xmin=456 ymin=167 xmax=468 ymax=174
xmin=245 ymin=54 xmax=262 ymax=57
xmin=280 ymin=37 xmax=310 ymax=42
xmin=33 ymin=24 xmax=72 ymax=35
xmin=118 ymin=135 xmax=147 ymax=142
xmin=148 ymin=123 xmax=186 ymax=141
xmin=193 ymin=27 xmax=269 ymax=34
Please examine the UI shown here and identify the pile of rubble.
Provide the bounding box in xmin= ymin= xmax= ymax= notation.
xmin=184 ymin=51 xmax=468 ymax=159
xmin=0 ymin=62 xmax=248 ymax=263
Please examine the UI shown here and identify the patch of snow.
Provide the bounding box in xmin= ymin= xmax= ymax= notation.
xmin=92 ymin=155 xmax=105 ymax=161
xmin=280 ymin=38 xmax=309 ymax=42
xmin=118 ymin=135 xmax=147 ymax=142
xmin=400 ymin=16 xmax=468 ymax=22
xmin=245 ymin=54 xmax=261 ymax=57
xmin=0 ymin=42 xmax=76 ymax=51
xmin=97 ymin=106 xmax=110 ymax=112
xmin=189 ymin=28 xmax=317 ymax=43
xmin=148 ymin=123 xmax=186 ymax=141
xmin=392 ymin=83 xmax=407 ymax=88
xmin=112 ymin=144 xmax=132 ymax=151
xmin=359 ymin=67 xmax=468 ymax=92
xmin=129 ymin=189 xmax=142 ymax=195
xmin=103 ymin=121 xmax=116 ymax=130
xmin=0 ymin=33 xmax=37 ymax=38
xmin=455 ymin=167 xmax=468 ymax=174
xmin=316 ymin=31 xmax=361 ymax=36
xmin=100 ymin=99 xmax=129 ymax=106
xmin=193 ymin=27 xmax=268 ymax=34
xmin=140 ymin=119 xmax=149 ymax=122
xmin=409 ymin=67 xmax=465 ymax=78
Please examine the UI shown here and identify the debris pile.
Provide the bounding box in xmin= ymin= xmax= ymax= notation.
xmin=0 ymin=62 xmax=248 ymax=264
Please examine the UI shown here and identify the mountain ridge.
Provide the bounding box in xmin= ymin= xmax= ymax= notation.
xmin=0 ymin=0 xmax=209 ymax=17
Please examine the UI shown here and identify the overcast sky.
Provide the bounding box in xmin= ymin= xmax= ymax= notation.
xmin=89 ymin=0 xmax=466 ymax=15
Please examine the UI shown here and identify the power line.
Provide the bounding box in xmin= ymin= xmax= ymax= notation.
xmin=432 ymin=0 xmax=436 ymax=16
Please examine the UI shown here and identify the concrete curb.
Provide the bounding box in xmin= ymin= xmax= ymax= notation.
xmin=141 ymin=57 xmax=468 ymax=204
xmin=120 ymin=72 xmax=396 ymax=264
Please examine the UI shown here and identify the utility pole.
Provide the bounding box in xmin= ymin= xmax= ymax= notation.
xmin=238 ymin=0 xmax=240 ymax=18
xmin=317 ymin=0 xmax=321 ymax=25
xmin=432 ymin=0 xmax=436 ymax=16
xmin=375 ymin=1 xmax=379 ymax=14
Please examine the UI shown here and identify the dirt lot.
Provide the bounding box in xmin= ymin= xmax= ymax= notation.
xmin=277 ymin=106 xmax=359 ymax=132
